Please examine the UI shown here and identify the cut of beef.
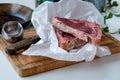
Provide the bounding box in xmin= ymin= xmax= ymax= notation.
xmin=55 ymin=28 xmax=86 ymax=51
xmin=52 ymin=17 xmax=101 ymax=45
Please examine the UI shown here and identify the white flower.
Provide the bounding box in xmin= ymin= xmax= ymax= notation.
xmin=106 ymin=15 xmax=120 ymax=33
xmin=109 ymin=0 xmax=120 ymax=15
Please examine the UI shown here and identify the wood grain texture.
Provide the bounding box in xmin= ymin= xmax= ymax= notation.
xmin=0 ymin=29 xmax=120 ymax=77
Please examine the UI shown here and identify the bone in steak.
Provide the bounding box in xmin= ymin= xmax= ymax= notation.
xmin=55 ymin=28 xmax=86 ymax=51
xmin=52 ymin=17 xmax=101 ymax=45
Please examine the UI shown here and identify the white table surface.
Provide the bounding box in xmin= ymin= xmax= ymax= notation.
xmin=1 ymin=0 xmax=120 ymax=80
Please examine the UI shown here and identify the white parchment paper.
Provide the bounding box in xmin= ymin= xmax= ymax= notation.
xmin=23 ymin=0 xmax=111 ymax=62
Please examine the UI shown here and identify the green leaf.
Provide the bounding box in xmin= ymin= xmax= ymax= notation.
xmin=106 ymin=12 xmax=113 ymax=19
xmin=111 ymin=1 xmax=119 ymax=7
xmin=107 ymin=0 xmax=112 ymax=6
xmin=115 ymin=14 xmax=120 ymax=17
xmin=104 ymin=13 xmax=113 ymax=25
xmin=107 ymin=0 xmax=118 ymax=8
xmin=104 ymin=16 xmax=107 ymax=25
xmin=103 ymin=26 xmax=109 ymax=32
xmin=108 ymin=0 xmax=111 ymax=3
xmin=118 ymin=29 xmax=120 ymax=34
xmin=37 ymin=0 xmax=42 ymax=4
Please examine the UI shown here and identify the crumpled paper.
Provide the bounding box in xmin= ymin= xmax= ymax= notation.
xmin=23 ymin=0 xmax=111 ymax=62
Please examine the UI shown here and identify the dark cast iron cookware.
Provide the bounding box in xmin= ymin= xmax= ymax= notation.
xmin=0 ymin=4 xmax=33 ymax=32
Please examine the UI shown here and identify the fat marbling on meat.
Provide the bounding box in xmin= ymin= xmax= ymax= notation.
xmin=52 ymin=17 xmax=101 ymax=51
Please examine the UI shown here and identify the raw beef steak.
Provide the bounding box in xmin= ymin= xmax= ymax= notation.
xmin=55 ymin=28 xmax=86 ymax=51
xmin=52 ymin=17 xmax=101 ymax=45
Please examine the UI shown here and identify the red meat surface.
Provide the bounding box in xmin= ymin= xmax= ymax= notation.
xmin=52 ymin=17 xmax=101 ymax=45
xmin=55 ymin=28 xmax=86 ymax=51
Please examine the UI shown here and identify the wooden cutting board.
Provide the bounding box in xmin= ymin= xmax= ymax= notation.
xmin=0 ymin=28 xmax=120 ymax=77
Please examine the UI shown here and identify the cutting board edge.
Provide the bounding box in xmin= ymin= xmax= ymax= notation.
xmin=16 ymin=60 xmax=78 ymax=77
xmin=1 ymin=29 xmax=120 ymax=77
xmin=103 ymin=32 xmax=120 ymax=44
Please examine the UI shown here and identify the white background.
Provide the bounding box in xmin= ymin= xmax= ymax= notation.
xmin=1 ymin=0 xmax=120 ymax=80
xmin=0 ymin=0 xmax=36 ymax=9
